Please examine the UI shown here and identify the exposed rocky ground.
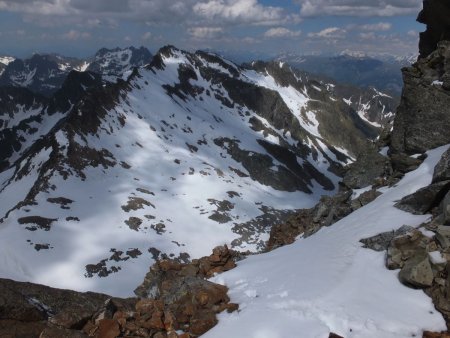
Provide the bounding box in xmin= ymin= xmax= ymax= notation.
xmin=0 ymin=245 xmax=240 ymax=338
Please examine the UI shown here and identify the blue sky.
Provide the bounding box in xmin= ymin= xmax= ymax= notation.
xmin=0 ymin=0 xmax=424 ymax=59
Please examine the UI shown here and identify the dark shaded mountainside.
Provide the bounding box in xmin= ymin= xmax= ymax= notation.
xmin=1 ymin=1 xmax=450 ymax=335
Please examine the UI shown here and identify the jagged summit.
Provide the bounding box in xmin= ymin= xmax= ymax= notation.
xmin=86 ymin=46 xmax=152 ymax=82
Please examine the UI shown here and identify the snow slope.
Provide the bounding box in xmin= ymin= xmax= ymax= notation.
xmin=0 ymin=47 xmax=381 ymax=297
xmin=206 ymin=145 xmax=449 ymax=338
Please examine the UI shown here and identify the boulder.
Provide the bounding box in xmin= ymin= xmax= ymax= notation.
xmin=442 ymin=191 xmax=450 ymax=225
xmin=398 ymin=253 xmax=434 ymax=288
xmin=360 ymin=225 xmax=415 ymax=252
xmin=394 ymin=181 xmax=450 ymax=215
xmin=436 ymin=225 xmax=450 ymax=250
xmin=390 ymin=153 xmax=424 ymax=174
xmin=351 ymin=189 xmax=382 ymax=211
xmin=386 ymin=229 xmax=434 ymax=269
xmin=342 ymin=148 xmax=391 ymax=189
xmin=433 ymin=147 xmax=450 ymax=184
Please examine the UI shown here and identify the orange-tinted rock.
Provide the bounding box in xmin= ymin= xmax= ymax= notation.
xmin=159 ymin=260 xmax=182 ymax=272
xmin=96 ymin=319 xmax=120 ymax=338
xmin=196 ymin=291 xmax=209 ymax=306
xmin=82 ymin=321 xmax=98 ymax=336
xmin=189 ymin=311 xmax=218 ymax=336
xmin=423 ymin=332 xmax=450 ymax=338
xmin=135 ymin=299 xmax=156 ymax=313
xmin=225 ymin=303 xmax=239 ymax=313
xmin=164 ymin=310 xmax=177 ymax=331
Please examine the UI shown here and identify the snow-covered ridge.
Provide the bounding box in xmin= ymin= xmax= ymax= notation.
xmin=0 ymin=46 xmax=386 ymax=297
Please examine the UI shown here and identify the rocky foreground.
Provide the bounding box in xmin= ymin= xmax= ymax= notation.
xmin=0 ymin=246 xmax=240 ymax=338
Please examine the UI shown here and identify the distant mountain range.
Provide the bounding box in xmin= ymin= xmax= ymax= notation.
xmin=275 ymin=51 xmax=416 ymax=96
xmin=0 ymin=46 xmax=152 ymax=97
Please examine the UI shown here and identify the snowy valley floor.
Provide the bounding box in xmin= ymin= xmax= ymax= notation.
xmin=205 ymin=145 xmax=449 ymax=338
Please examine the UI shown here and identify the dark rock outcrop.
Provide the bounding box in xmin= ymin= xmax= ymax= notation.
xmin=434 ymin=147 xmax=450 ymax=184
xmin=360 ymin=225 xmax=415 ymax=252
xmin=391 ymin=41 xmax=450 ymax=155
xmin=417 ymin=0 xmax=450 ymax=59
xmin=391 ymin=0 xmax=450 ymax=156
xmin=394 ymin=180 xmax=450 ymax=215
xmin=341 ymin=147 xmax=391 ymax=189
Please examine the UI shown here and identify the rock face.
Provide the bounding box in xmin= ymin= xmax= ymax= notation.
xmin=341 ymin=147 xmax=392 ymax=189
xmin=390 ymin=41 xmax=450 ymax=155
xmin=417 ymin=0 xmax=450 ymax=59
xmin=434 ymin=147 xmax=450 ymax=184
xmin=394 ymin=180 xmax=450 ymax=215
xmin=391 ymin=0 xmax=450 ymax=155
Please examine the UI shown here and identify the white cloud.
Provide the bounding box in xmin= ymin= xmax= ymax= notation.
xmin=407 ymin=29 xmax=418 ymax=37
xmin=294 ymin=0 xmax=422 ymax=17
xmin=62 ymin=29 xmax=91 ymax=40
xmin=142 ymin=31 xmax=152 ymax=41
xmin=193 ymin=0 xmax=299 ymax=25
xmin=188 ymin=26 xmax=224 ymax=39
xmin=359 ymin=32 xmax=377 ymax=40
xmin=361 ymin=22 xmax=392 ymax=31
xmin=308 ymin=27 xmax=347 ymax=39
xmin=264 ymin=27 xmax=301 ymax=38
xmin=0 ymin=0 xmax=301 ymax=31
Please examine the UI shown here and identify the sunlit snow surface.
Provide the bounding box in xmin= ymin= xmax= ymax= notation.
xmin=0 ymin=52 xmax=347 ymax=296
xmin=206 ymin=145 xmax=448 ymax=338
